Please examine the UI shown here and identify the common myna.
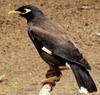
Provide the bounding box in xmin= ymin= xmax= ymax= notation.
xmin=9 ymin=5 xmax=97 ymax=94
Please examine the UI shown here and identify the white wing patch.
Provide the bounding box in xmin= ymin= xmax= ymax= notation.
xmin=79 ymin=86 xmax=88 ymax=94
xmin=65 ymin=62 xmax=71 ymax=69
xmin=42 ymin=46 xmax=52 ymax=55
xmin=70 ymin=39 xmax=78 ymax=48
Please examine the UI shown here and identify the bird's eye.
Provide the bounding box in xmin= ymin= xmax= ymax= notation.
xmin=22 ymin=8 xmax=31 ymax=14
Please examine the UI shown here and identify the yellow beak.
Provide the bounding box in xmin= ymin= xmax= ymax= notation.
xmin=8 ymin=10 xmax=21 ymax=14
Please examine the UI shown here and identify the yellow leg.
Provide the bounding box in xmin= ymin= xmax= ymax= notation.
xmin=40 ymin=65 xmax=62 ymax=85
xmin=59 ymin=66 xmax=69 ymax=70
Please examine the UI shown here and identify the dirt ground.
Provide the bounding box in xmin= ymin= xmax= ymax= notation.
xmin=0 ymin=0 xmax=100 ymax=95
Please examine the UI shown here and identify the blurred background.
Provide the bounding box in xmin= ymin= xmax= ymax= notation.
xmin=0 ymin=0 xmax=100 ymax=95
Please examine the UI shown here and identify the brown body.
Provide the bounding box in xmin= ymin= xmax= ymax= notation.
xmin=28 ymin=18 xmax=90 ymax=69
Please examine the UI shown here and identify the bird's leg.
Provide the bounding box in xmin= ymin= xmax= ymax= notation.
xmin=59 ymin=66 xmax=70 ymax=70
xmin=41 ymin=66 xmax=62 ymax=86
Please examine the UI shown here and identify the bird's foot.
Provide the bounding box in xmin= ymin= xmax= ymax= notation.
xmin=41 ymin=76 xmax=60 ymax=86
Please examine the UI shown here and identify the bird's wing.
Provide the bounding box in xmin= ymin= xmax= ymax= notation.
xmin=28 ymin=26 xmax=91 ymax=70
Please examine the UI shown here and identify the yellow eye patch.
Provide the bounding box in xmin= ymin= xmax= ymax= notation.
xmin=23 ymin=8 xmax=31 ymax=14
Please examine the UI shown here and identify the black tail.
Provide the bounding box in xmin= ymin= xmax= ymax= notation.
xmin=70 ymin=64 xmax=97 ymax=93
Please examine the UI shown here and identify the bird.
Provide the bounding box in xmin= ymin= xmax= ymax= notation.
xmin=8 ymin=4 xmax=97 ymax=94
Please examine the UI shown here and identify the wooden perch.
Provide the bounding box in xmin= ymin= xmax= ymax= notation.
xmin=39 ymin=84 xmax=52 ymax=95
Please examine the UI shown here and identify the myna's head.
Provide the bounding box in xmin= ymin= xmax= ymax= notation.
xmin=8 ymin=5 xmax=45 ymax=21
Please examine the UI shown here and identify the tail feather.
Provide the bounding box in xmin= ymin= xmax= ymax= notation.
xmin=70 ymin=64 xmax=97 ymax=94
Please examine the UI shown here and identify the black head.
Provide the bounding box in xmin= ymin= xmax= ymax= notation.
xmin=9 ymin=5 xmax=45 ymax=21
